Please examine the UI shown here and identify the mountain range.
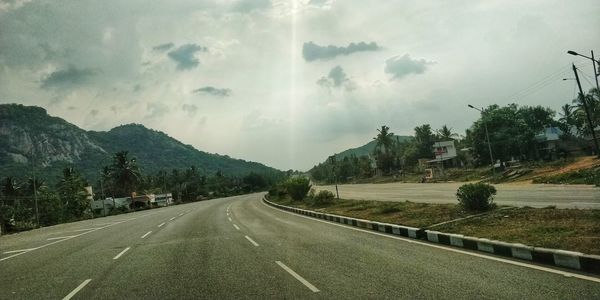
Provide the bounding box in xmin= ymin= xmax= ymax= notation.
xmin=0 ymin=104 xmax=281 ymax=183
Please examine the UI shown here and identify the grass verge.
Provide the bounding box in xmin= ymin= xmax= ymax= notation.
xmin=269 ymin=196 xmax=600 ymax=255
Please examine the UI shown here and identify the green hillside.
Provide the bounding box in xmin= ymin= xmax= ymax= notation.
xmin=0 ymin=104 xmax=281 ymax=184
xmin=332 ymin=134 xmax=413 ymax=160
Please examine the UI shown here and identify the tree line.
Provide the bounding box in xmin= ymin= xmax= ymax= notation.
xmin=311 ymin=88 xmax=600 ymax=184
xmin=0 ymin=150 xmax=282 ymax=233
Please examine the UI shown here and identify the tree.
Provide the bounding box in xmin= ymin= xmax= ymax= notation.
xmin=106 ymin=151 xmax=141 ymax=197
xmin=373 ymin=126 xmax=396 ymax=174
xmin=558 ymin=104 xmax=575 ymax=136
xmin=1 ymin=176 xmax=19 ymax=198
xmin=436 ymin=125 xmax=459 ymax=141
xmin=468 ymin=104 xmax=555 ymax=164
xmin=57 ymin=167 xmax=89 ymax=219
xmin=414 ymin=124 xmax=436 ymax=158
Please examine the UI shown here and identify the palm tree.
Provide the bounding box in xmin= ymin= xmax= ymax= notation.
xmin=373 ymin=126 xmax=395 ymax=174
xmin=374 ymin=125 xmax=394 ymax=153
xmin=436 ymin=125 xmax=459 ymax=141
xmin=1 ymin=177 xmax=19 ymax=197
xmin=57 ymin=167 xmax=88 ymax=219
xmin=107 ymin=151 xmax=141 ymax=197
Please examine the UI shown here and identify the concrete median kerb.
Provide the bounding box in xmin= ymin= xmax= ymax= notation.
xmin=262 ymin=196 xmax=600 ymax=275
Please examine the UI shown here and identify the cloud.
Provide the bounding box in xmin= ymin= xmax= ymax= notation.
xmin=302 ymin=41 xmax=381 ymax=62
xmin=90 ymin=109 xmax=99 ymax=116
xmin=182 ymin=104 xmax=198 ymax=116
xmin=40 ymin=65 xmax=97 ymax=89
xmin=146 ymin=102 xmax=170 ymax=119
xmin=167 ymin=44 xmax=207 ymax=70
xmin=152 ymin=42 xmax=174 ymax=52
xmin=193 ymin=86 xmax=232 ymax=97
xmin=308 ymin=0 xmax=330 ymax=6
xmin=317 ymin=65 xmax=355 ymax=90
xmin=231 ymin=0 xmax=271 ymax=13
xmin=384 ymin=54 xmax=434 ymax=80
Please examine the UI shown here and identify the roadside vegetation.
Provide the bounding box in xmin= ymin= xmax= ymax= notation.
xmin=0 ymin=150 xmax=284 ymax=234
xmin=310 ymin=88 xmax=600 ymax=185
xmin=269 ymin=177 xmax=600 ymax=254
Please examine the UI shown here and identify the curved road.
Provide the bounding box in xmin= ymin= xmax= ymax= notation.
xmin=1 ymin=193 xmax=599 ymax=299
xmin=316 ymin=182 xmax=600 ymax=209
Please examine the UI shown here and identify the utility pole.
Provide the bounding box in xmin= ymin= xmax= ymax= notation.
xmin=573 ymin=63 xmax=600 ymax=158
xmin=592 ymin=50 xmax=600 ymax=94
xmin=31 ymin=148 xmax=40 ymax=228
xmin=329 ymin=156 xmax=339 ymax=199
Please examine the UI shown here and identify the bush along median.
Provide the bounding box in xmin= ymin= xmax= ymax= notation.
xmin=264 ymin=179 xmax=600 ymax=275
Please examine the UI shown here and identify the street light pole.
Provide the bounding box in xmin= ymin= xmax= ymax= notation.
xmin=468 ymin=105 xmax=495 ymax=174
xmin=568 ymin=50 xmax=600 ymax=96
xmin=572 ymin=64 xmax=600 ymax=158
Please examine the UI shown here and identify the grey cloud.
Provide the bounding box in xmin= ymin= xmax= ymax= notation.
xmin=182 ymin=104 xmax=198 ymax=116
xmin=302 ymin=41 xmax=380 ymax=62
xmin=90 ymin=109 xmax=99 ymax=116
xmin=152 ymin=42 xmax=174 ymax=52
xmin=40 ymin=65 xmax=97 ymax=89
xmin=231 ymin=0 xmax=271 ymax=12
xmin=193 ymin=86 xmax=231 ymax=97
xmin=167 ymin=44 xmax=207 ymax=70
xmin=317 ymin=65 xmax=346 ymax=87
xmin=384 ymin=54 xmax=434 ymax=80
xmin=317 ymin=65 xmax=355 ymax=91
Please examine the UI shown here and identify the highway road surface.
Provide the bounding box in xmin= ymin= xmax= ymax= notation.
xmin=316 ymin=182 xmax=600 ymax=209
xmin=1 ymin=193 xmax=599 ymax=299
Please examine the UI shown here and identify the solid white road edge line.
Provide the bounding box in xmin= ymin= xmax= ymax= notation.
xmin=245 ymin=235 xmax=259 ymax=247
xmin=113 ymin=247 xmax=131 ymax=260
xmin=141 ymin=231 xmax=152 ymax=239
xmin=62 ymin=279 xmax=92 ymax=300
xmin=158 ymin=222 xmax=165 ymax=228
xmin=233 ymin=224 xmax=240 ymax=230
xmin=275 ymin=261 xmax=320 ymax=292
xmin=262 ymin=199 xmax=600 ymax=284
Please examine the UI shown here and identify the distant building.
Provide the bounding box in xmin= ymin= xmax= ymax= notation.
xmin=535 ymin=127 xmax=564 ymax=159
xmin=155 ymin=193 xmax=174 ymax=207
xmin=427 ymin=140 xmax=460 ymax=178
xmin=433 ymin=140 xmax=457 ymax=160
xmin=427 ymin=140 xmax=460 ymax=169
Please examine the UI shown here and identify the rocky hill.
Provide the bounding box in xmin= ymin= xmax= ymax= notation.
xmin=0 ymin=104 xmax=281 ymax=183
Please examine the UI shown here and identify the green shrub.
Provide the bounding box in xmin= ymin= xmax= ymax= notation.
xmin=285 ymin=177 xmax=312 ymax=201
xmin=313 ymin=190 xmax=335 ymax=205
xmin=456 ymin=182 xmax=497 ymax=211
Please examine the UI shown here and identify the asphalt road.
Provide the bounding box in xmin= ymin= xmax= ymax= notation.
xmin=316 ymin=182 xmax=600 ymax=209
xmin=1 ymin=193 xmax=599 ymax=299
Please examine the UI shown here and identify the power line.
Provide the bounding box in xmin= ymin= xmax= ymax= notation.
xmin=504 ymin=66 xmax=572 ymax=101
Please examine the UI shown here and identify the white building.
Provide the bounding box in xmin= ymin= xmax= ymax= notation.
xmin=432 ymin=140 xmax=457 ymax=160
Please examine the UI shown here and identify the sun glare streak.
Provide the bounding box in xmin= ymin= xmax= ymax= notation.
xmin=288 ymin=0 xmax=298 ymax=167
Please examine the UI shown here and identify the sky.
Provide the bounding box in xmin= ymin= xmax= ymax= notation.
xmin=1 ymin=0 xmax=599 ymax=171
